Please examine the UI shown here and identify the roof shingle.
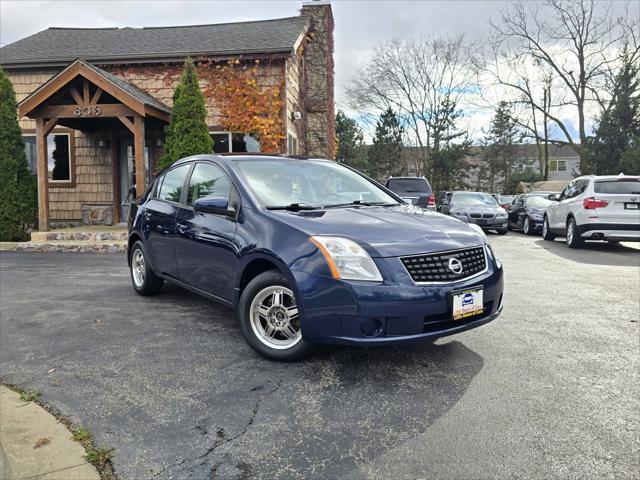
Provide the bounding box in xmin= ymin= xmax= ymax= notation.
xmin=0 ymin=16 xmax=308 ymax=66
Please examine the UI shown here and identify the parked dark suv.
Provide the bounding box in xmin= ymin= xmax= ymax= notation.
xmin=384 ymin=176 xmax=436 ymax=210
xmin=128 ymin=155 xmax=503 ymax=360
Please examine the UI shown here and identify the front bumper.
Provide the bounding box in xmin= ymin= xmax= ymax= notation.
xmin=292 ymin=259 xmax=504 ymax=346
xmin=452 ymin=215 xmax=508 ymax=230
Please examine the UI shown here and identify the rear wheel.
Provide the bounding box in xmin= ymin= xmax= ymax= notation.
xmin=566 ymin=218 xmax=584 ymax=249
xmin=542 ymin=217 xmax=555 ymax=241
xmin=130 ymin=241 xmax=164 ymax=295
xmin=238 ymin=270 xmax=314 ymax=361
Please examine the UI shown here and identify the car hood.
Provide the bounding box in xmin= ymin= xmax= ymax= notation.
xmin=527 ymin=207 xmax=546 ymax=216
xmin=268 ymin=204 xmax=485 ymax=257
xmin=451 ymin=205 xmax=505 ymax=214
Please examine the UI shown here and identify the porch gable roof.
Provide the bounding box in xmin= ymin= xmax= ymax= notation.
xmin=18 ymin=59 xmax=171 ymax=122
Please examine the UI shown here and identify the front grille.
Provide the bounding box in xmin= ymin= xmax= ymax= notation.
xmin=482 ymin=213 xmax=494 ymax=219
xmin=470 ymin=213 xmax=481 ymax=218
xmin=400 ymin=246 xmax=487 ymax=283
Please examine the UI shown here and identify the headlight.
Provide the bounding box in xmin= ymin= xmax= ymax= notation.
xmin=496 ymin=211 xmax=508 ymax=218
xmin=530 ymin=213 xmax=543 ymax=220
xmin=451 ymin=210 xmax=465 ymax=216
xmin=310 ymin=236 xmax=383 ymax=282
xmin=467 ymin=223 xmax=487 ymax=240
xmin=485 ymin=244 xmax=502 ymax=269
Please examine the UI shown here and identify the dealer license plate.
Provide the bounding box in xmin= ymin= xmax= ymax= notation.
xmin=452 ymin=288 xmax=484 ymax=320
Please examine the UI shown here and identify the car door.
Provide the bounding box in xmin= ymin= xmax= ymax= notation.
xmin=549 ymin=182 xmax=574 ymax=230
xmin=509 ymin=196 xmax=525 ymax=227
xmin=143 ymin=163 xmax=192 ymax=277
xmin=175 ymin=162 xmax=239 ymax=302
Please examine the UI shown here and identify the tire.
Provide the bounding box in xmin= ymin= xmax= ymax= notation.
xmin=238 ymin=270 xmax=314 ymax=361
xmin=566 ymin=217 xmax=584 ymax=249
xmin=496 ymin=228 xmax=508 ymax=235
xmin=523 ymin=217 xmax=534 ymax=236
xmin=129 ymin=241 xmax=164 ymax=295
xmin=542 ymin=216 xmax=556 ymax=241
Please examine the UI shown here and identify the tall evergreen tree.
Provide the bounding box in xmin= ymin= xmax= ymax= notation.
xmin=484 ymin=102 xmax=520 ymax=192
xmin=335 ymin=110 xmax=368 ymax=172
xmin=0 ymin=67 xmax=37 ymax=240
xmin=160 ymin=58 xmax=213 ymax=169
xmin=589 ymin=48 xmax=640 ymax=175
xmin=428 ymin=99 xmax=472 ymax=192
xmin=367 ymin=107 xmax=405 ymax=180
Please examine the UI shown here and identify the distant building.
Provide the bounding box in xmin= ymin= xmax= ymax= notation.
xmin=400 ymin=143 xmax=581 ymax=191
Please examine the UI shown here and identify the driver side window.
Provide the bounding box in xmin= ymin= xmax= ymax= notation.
xmin=186 ymin=163 xmax=230 ymax=206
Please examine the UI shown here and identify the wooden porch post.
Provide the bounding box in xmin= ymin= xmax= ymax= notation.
xmin=35 ymin=118 xmax=50 ymax=231
xmin=133 ymin=114 xmax=146 ymax=196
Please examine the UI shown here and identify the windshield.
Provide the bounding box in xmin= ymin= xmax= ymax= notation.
xmin=234 ymin=159 xmax=399 ymax=208
xmin=386 ymin=178 xmax=431 ymax=195
xmin=594 ymin=179 xmax=640 ymax=194
xmin=451 ymin=192 xmax=498 ymax=206
xmin=527 ymin=195 xmax=553 ymax=208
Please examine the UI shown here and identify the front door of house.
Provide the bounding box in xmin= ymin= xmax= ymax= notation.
xmin=118 ymin=140 xmax=135 ymax=221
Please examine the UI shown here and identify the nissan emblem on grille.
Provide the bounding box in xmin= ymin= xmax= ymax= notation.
xmin=448 ymin=257 xmax=463 ymax=274
xmin=399 ymin=246 xmax=487 ymax=283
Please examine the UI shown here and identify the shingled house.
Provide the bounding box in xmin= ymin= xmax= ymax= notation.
xmin=0 ymin=1 xmax=334 ymax=230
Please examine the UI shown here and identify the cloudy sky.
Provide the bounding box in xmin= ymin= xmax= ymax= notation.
xmin=0 ymin=0 xmax=633 ymax=141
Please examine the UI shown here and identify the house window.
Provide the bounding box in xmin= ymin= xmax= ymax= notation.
xmin=22 ymin=132 xmax=73 ymax=183
xmin=549 ymin=160 xmax=567 ymax=172
xmin=287 ymin=131 xmax=298 ymax=154
xmin=209 ymin=131 xmax=260 ymax=153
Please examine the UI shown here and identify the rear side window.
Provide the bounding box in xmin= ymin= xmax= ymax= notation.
xmin=158 ymin=164 xmax=191 ymax=203
xmin=594 ymin=179 xmax=640 ymax=194
xmin=186 ymin=163 xmax=231 ymax=206
xmin=386 ymin=178 xmax=431 ymax=195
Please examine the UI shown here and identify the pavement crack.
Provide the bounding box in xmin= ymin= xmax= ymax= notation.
xmin=153 ymin=379 xmax=282 ymax=478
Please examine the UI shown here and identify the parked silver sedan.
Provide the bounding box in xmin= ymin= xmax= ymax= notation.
xmin=440 ymin=191 xmax=509 ymax=234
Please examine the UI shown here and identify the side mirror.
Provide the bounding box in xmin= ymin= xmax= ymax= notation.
xmin=415 ymin=194 xmax=430 ymax=208
xmin=548 ymin=193 xmax=559 ymax=201
xmin=194 ymin=196 xmax=236 ymax=217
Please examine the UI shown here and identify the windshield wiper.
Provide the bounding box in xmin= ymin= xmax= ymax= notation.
xmin=267 ymin=203 xmax=319 ymax=212
xmin=324 ymin=200 xmax=397 ymax=208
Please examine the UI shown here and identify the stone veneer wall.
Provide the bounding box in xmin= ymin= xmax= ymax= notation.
xmin=300 ymin=2 xmax=335 ymax=159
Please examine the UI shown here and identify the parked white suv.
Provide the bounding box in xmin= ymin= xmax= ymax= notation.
xmin=542 ymin=174 xmax=640 ymax=248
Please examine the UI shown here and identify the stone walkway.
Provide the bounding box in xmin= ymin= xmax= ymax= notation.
xmin=0 ymin=386 xmax=99 ymax=480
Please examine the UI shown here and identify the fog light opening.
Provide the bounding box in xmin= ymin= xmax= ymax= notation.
xmin=360 ymin=318 xmax=384 ymax=337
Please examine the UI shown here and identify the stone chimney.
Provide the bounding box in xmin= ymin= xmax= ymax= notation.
xmin=300 ymin=0 xmax=335 ymax=159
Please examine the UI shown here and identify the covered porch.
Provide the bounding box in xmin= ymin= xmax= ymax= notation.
xmin=18 ymin=59 xmax=171 ymax=231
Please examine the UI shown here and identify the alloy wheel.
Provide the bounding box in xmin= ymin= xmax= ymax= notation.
xmin=132 ymin=249 xmax=145 ymax=287
xmin=567 ymin=221 xmax=574 ymax=245
xmin=524 ymin=218 xmax=530 ymax=235
xmin=249 ymin=286 xmax=301 ymax=350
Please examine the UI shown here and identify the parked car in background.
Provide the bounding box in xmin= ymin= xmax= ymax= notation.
xmin=492 ymin=194 xmax=516 ymax=210
xmin=440 ymin=191 xmax=509 ymax=234
xmin=128 ymin=155 xmax=504 ymax=360
xmin=384 ymin=176 xmax=436 ymax=210
xmin=508 ymin=193 xmax=554 ymax=235
xmin=543 ymin=174 xmax=640 ymax=248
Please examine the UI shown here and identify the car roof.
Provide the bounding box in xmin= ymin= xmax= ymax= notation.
xmin=171 ymin=153 xmax=330 ymax=166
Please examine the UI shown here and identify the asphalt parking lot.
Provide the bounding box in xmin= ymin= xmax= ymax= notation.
xmin=1 ymin=234 xmax=638 ymax=480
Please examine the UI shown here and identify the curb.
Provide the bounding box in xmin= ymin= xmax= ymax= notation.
xmin=0 ymin=387 xmax=100 ymax=480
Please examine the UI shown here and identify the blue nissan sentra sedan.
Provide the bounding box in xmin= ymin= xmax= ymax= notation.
xmin=128 ymin=154 xmax=504 ymax=360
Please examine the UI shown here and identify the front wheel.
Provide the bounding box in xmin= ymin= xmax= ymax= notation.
xmin=496 ymin=228 xmax=508 ymax=235
xmin=129 ymin=241 xmax=164 ymax=295
xmin=566 ymin=218 xmax=584 ymax=249
xmin=542 ymin=217 xmax=556 ymax=241
xmin=238 ymin=270 xmax=314 ymax=361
